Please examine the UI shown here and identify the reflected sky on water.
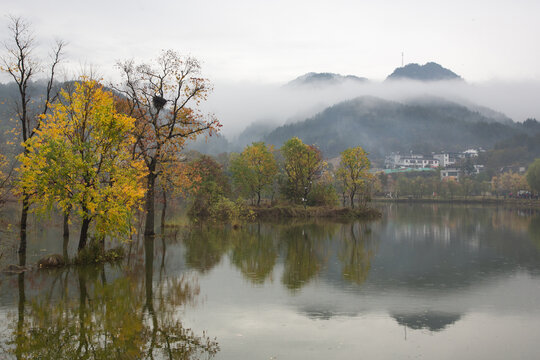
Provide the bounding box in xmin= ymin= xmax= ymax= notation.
xmin=1 ymin=203 xmax=540 ymax=359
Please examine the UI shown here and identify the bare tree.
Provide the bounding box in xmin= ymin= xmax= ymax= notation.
xmin=1 ymin=16 xmax=65 ymax=265
xmin=114 ymin=50 xmax=220 ymax=236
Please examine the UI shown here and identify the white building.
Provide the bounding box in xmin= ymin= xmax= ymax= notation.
xmin=385 ymin=153 xmax=440 ymax=169
xmin=441 ymin=168 xmax=461 ymax=181
xmin=433 ymin=153 xmax=458 ymax=167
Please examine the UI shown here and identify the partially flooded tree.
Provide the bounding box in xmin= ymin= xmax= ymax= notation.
xmin=114 ymin=51 xmax=220 ymax=236
xmin=0 ymin=16 xmax=65 ymax=264
xmin=17 ymin=80 xmax=146 ymax=252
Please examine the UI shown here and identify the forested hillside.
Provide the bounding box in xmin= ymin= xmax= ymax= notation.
xmin=264 ymin=96 xmax=533 ymax=160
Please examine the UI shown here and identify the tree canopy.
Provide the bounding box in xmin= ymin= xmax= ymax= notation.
xmin=114 ymin=50 xmax=221 ymax=236
xmin=230 ymin=142 xmax=278 ymax=205
xmin=17 ymin=80 xmax=147 ymax=250
xmin=527 ymin=158 xmax=540 ymax=193
xmin=336 ymin=146 xmax=372 ymax=208
xmin=281 ymin=137 xmax=324 ymax=204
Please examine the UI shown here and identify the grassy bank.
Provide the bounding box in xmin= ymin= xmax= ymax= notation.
xmin=250 ymin=205 xmax=382 ymax=220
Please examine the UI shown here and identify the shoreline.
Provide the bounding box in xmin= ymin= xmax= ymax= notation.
xmin=373 ymin=197 xmax=540 ymax=208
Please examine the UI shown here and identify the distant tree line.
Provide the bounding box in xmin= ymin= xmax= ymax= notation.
xmin=184 ymin=137 xmax=375 ymax=220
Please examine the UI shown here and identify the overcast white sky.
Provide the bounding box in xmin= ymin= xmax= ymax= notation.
xmin=2 ymin=0 xmax=540 ymax=83
xmin=2 ymin=0 xmax=540 ymax=134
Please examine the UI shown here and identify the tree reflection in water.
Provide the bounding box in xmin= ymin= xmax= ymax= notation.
xmin=6 ymin=238 xmax=219 ymax=360
xmin=230 ymin=223 xmax=277 ymax=284
xmin=339 ymin=222 xmax=376 ymax=285
xmin=280 ymin=224 xmax=329 ymax=291
xmin=181 ymin=220 xmax=377 ymax=290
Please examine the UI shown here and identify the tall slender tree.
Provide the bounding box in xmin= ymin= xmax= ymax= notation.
xmin=336 ymin=147 xmax=371 ymax=208
xmin=0 ymin=16 xmax=65 ymax=264
xmin=114 ymin=50 xmax=220 ymax=236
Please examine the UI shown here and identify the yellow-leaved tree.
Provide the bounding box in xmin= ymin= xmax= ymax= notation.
xmin=17 ymin=80 xmax=147 ymax=253
xmin=336 ymin=147 xmax=372 ymax=208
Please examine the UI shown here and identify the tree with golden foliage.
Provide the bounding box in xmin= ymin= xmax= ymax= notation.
xmin=17 ymin=80 xmax=147 ymax=252
xmin=114 ymin=50 xmax=220 ymax=236
xmin=492 ymin=171 xmax=528 ymax=197
xmin=336 ymin=147 xmax=372 ymax=208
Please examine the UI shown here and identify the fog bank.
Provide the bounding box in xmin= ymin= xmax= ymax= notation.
xmin=203 ymin=79 xmax=540 ymax=138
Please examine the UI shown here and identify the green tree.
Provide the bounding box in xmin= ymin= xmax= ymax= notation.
xmin=336 ymin=147 xmax=371 ymax=208
xmin=527 ymin=158 xmax=540 ymax=193
xmin=281 ymin=137 xmax=324 ymax=204
xmin=17 ymin=80 xmax=147 ymax=252
xmin=230 ymin=142 xmax=278 ymax=206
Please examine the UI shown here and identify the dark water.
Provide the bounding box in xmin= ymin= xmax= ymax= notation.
xmin=1 ymin=203 xmax=540 ymax=359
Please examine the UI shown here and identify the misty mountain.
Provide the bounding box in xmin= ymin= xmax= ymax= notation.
xmin=387 ymin=62 xmax=462 ymax=82
xmin=233 ymin=120 xmax=277 ymax=148
xmin=263 ymin=96 xmax=528 ymax=159
xmin=286 ymin=72 xmax=368 ymax=87
xmin=405 ymin=96 xmax=513 ymax=124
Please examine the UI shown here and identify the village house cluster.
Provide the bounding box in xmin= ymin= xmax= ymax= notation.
xmin=384 ymin=149 xmax=485 ymax=180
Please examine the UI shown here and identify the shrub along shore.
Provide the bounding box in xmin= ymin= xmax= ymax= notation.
xmin=249 ymin=205 xmax=382 ymax=220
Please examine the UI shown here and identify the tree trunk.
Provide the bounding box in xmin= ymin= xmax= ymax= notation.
xmin=144 ymin=166 xmax=157 ymax=237
xmin=145 ymin=234 xmax=154 ymax=312
xmin=350 ymin=191 xmax=356 ymax=209
xmin=18 ymin=193 xmax=29 ymax=266
xmin=257 ymin=191 xmax=261 ymax=206
xmin=160 ymin=189 xmax=167 ymax=234
xmin=78 ymin=217 xmax=91 ymax=252
xmin=63 ymin=212 xmax=70 ymax=261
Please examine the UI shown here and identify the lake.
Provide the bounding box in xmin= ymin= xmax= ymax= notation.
xmin=1 ymin=203 xmax=540 ymax=359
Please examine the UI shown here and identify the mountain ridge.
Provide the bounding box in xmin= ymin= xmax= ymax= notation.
xmin=386 ymin=62 xmax=462 ymax=81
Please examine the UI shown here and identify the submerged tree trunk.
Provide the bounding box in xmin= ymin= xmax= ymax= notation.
xmin=145 ymin=164 xmax=157 ymax=237
xmin=15 ymin=272 xmax=25 ymax=360
xmin=19 ymin=193 xmax=29 ymax=266
xmin=77 ymin=271 xmax=88 ymax=357
xmin=145 ymin=234 xmax=154 ymax=312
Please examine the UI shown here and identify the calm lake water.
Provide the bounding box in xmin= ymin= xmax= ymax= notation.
xmin=1 ymin=203 xmax=540 ymax=359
